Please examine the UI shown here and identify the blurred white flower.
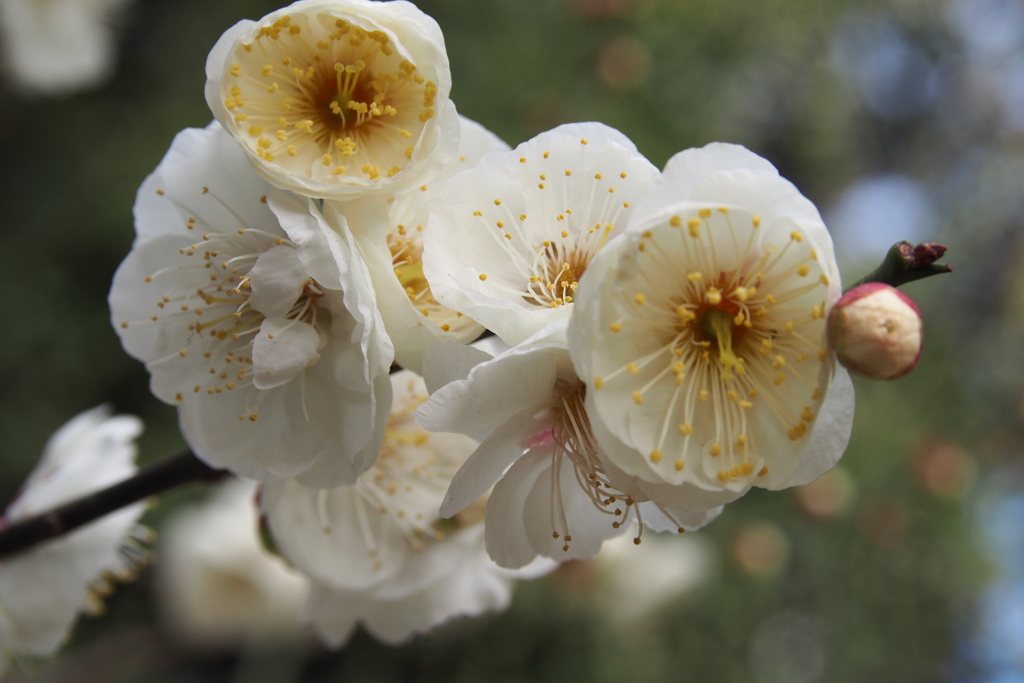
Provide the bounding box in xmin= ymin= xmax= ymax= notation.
xmin=422 ymin=122 xmax=659 ymax=346
xmin=594 ymin=532 xmax=713 ymax=623
xmin=350 ymin=116 xmax=508 ymax=373
xmin=110 ymin=122 xmax=394 ymax=487
xmin=263 ymin=371 xmax=546 ymax=646
xmin=156 ymin=479 xmax=307 ymax=650
xmin=303 ymin=524 xmax=540 ymax=646
xmin=0 ymin=0 xmax=132 ymax=95
xmin=418 ymin=323 xmax=720 ymax=570
xmin=569 ymin=143 xmax=856 ymax=512
xmin=205 ymin=0 xmax=458 ymax=200
xmin=0 ymin=406 xmax=146 ymax=670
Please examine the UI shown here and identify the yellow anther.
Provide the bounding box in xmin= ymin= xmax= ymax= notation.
xmin=687 ymin=272 xmax=703 ymax=282
xmin=632 ymin=391 xmax=644 ymax=404
xmin=594 ymin=376 xmax=604 ymax=390
xmin=710 ymin=444 xmax=722 ymax=457
xmin=797 ymin=264 xmax=810 ymax=277
xmin=679 ymin=423 xmax=693 ymax=436
xmin=627 ymin=363 xmax=640 ymax=375
xmin=609 ymin=322 xmax=622 ymax=332
xmin=670 ymin=216 xmax=682 ymax=227
xmin=674 ymin=459 xmax=685 ymax=472
xmin=791 ymin=231 xmax=803 ymax=242
xmin=688 ymin=218 xmax=701 ymax=238
xmin=478 ymin=273 xmax=488 ymax=281
xmin=699 ymin=208 xmax=712 ymax=218
xmin=634 ymin=293 xmax=646 ymax=305
xmin=650 ymin=449 xmax=663 ymax=463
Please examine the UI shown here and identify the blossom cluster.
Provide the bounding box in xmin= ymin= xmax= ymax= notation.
xmin=101 ymin=0 xmax=855 ymax=650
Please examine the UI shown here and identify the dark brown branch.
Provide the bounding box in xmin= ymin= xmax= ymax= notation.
xmin=0 ymin=450 xmax=226 ymax=559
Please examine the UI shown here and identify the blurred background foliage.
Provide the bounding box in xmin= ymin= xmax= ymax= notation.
xmin=0 ymin=0 xmax=1021 ymax=680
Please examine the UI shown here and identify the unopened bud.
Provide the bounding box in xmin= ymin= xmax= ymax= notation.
xmin=827 ymin=283 xmax=922 ymax=380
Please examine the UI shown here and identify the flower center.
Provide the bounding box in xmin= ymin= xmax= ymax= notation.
xmin=223 ymin=14 xmax=436 ymax=181
xmin=525 ymin=243 xmax=596 ymax=308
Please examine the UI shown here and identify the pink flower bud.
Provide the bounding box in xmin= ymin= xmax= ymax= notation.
xmin=827 ymin=283 xmax=923 ymax=380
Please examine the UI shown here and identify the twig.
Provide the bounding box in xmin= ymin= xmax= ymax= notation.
xmin=0 ymin=450 xmax=225 ymax=559
xmin=846 ymin=241 xmax=952 ymax=292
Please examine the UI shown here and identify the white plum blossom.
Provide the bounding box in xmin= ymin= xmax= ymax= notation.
xmin=205 ymin=0 xmax=458 ymax=200
xmin=350 ymin=116 xmax=508 ymax=373
xmin=569 ymin=143 xmax=856 ymax=512
xmin=109 ymin=122 xmax=393 ymax=487
xmin=422 ymin=122 xmax=659 ymax=346
xmin=0 ymin=0 xmax=132 ymax=95
xmin=156 ymin=479 xmax=307 ymax=650
xmin=593 ymin=532 xmax=714 ymax=624
xmin=0 ymin=406 xmax=147 ymax=672
xmin=262 ymin=371 xmax=546 ymax=646
xmin=417 ymin=323 xmax=721 ymax=570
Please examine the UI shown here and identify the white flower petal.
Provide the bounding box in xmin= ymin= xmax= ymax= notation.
xmin=438 ymin=407 xmax=539 ymax=519
xmin=484 ymin=450 xmax=548 ymax=569
xmin=263 ymin=480 xmax=412 ymax=590
xmin=416 ymin=344 xmax=561 ymax=438
xmin=631 ymin=142 xmax=778 ymax=221
xmin=767 ymin=365 xmax=855 ymax=489
xmin=252 ymin=319 xmax=321 ymax=390
xmin=521 ymin=449 xmax=623 ymax=562
xmin=636 ymin=501 xmax=723 ymax=534
xmin=134 ymin=122 xmax=279 ymax=244
xmin=248 ymin=245 xmax=311 ymax=319
xmin=420 ymin=339 xmax=495 ymax=394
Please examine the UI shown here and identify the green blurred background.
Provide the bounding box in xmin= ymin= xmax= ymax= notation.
xmin=1 ymin=0 xmax=1022 ymax=680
